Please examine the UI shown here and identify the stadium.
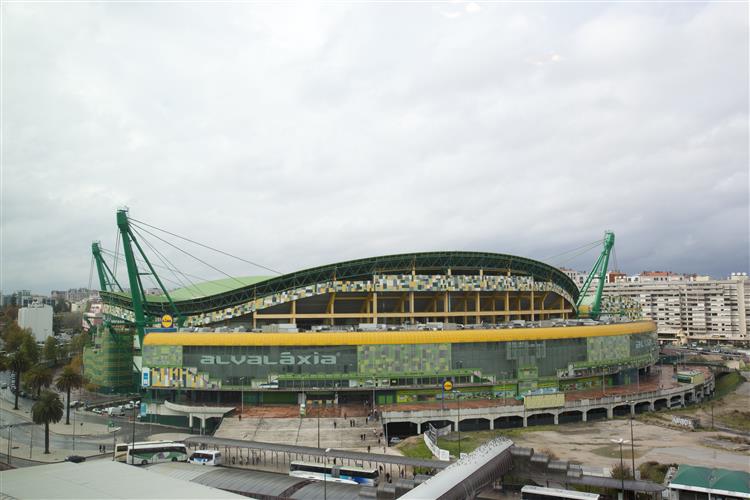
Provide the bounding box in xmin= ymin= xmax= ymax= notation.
xmin=86 ymin=213 xmax=657 ymax=423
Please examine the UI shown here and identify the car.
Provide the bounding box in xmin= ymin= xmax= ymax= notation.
xmin=92 ymin=408 xmax=102 ymax=414
xmin=389 ymin=437 xmax=402 ymax=445
xmin=65 ymin=455 xmax=86 ymax=463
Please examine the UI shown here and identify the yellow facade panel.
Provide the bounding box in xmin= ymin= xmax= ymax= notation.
xmin=144 ymin=320 xmax=656 ymax=347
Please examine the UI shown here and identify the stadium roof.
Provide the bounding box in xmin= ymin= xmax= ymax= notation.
xmin=144 ymin=276 xmax=270 ymax=301
xmin=670 ymin=465 xmax=750 ymax=498
xmin=102 ymin=251 xmax=579 ymax=317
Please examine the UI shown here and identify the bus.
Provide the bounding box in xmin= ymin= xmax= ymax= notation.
xmin=115 ymin=441 xmax=173 ymax=462
xmin=521 ymin=485 xmax=600 ymax=500
xmin=289 ymin=461 xmax=379 ymax=486
xmin=115 ymin=441 xmax=188 ymax=465
xmin=188 ymin=449 xmax=223 ymax=466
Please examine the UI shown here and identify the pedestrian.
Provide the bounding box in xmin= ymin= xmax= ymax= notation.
xmin=367 ymin=445 xmax=371 ymax=453
xmin=333 ymin=421 xmax=337 ymax=429
xmin=377 ymin=438 xmax=380 ymax=445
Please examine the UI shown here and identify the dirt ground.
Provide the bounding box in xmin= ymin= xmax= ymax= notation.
xmin=470 ymin=373 xmax=750 ymax=473
xmin=507 ymin=417 xmax=748 ymax=472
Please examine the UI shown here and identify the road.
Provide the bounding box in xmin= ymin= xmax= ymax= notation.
xmin=0 ymin=372 xmax=186 ymax=467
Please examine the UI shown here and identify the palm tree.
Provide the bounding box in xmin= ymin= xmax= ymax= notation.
xmin=32 ymin=390 xmax=64 ymax=454
xmin=8 ymin=351 xmax=32 ymax=410
xmin=55 ymin=365 xmax=83 ymax=425
xmin=26 ymin=366 xmax=53 ymax=398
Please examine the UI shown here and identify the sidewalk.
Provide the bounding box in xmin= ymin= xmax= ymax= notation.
xmin=1 ymin=401 xmax=110 ymax=436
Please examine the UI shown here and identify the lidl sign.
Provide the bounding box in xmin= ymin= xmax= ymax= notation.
xmin=161 ymin=314 xmax=173 ymax=328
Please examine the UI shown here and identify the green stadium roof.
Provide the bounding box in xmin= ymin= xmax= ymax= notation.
xmin=101 ymin=251 xmax=580 ymax=318
xmin=143 ymin=276 xmax=271 ymax=301
xmin=671 ymin=465 xmax=750 ymax=497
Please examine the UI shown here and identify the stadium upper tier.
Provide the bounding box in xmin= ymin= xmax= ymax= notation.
xmin=100 ymin=251 xmax=580 ymax=318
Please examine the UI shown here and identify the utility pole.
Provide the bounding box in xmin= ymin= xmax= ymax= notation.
xmin=628 ymin=403 xmax=635 ymax=477
xmin=7 ymin=425 xmax=12 ymax=465
xmin=131 ymin=404 xmax=137 ymax=465
xmin=453 ymin=390 xmax=462 ymax=458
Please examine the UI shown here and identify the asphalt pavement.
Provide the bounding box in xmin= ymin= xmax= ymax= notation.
xmin=0 ymin=371 xmax=186 ymax=467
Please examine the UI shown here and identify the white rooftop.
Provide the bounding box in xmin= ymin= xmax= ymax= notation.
xmin=0 ymin=460 xmax=248 ymax=499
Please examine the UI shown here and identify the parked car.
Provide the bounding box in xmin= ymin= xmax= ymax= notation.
xmin=65 ymin=455 xmax=86 ymax=463
xmin=389 ymin=437 xmax=402 ymax=445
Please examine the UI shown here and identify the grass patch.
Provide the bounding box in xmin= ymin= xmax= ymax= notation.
xmin=395 ymin=438 xmax=434 ymax=460
xmin=398 ymin=427 xmax=555 ymax=460
xmin=713 ymin=371 xmax=746 ymax=399
xmin=717 ymin=410 xmax=750 ymax=432
xmin=590 ymin=444 xmax=644 ymax=460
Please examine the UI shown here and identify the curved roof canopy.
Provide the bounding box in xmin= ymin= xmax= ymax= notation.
xmin=101 ymin=251 xmax=579 ymax=317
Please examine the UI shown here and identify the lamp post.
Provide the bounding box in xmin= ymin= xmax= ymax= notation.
xmin=627 ymin=401 xmax=635 ymax=477
xmin=453 ymin=390 xmax=462 ymax=458
xmin=323 ymin=447 xmax=331 ymax=500
xmin=131 ymin=403 xmax=137 ymax=465
xmin=7 ymin=424 xmax=12 ymax=466
xmin=610 ymin=437 xmax=629 ymax=500
xmin=316 ymin=401 xmax=321 ymax=450
xmin=239 ymin=377 xmax=246 ymax=420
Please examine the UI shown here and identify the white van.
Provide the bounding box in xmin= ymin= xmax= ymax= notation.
xmin=188 ymin=450 xmax=223 ymax=466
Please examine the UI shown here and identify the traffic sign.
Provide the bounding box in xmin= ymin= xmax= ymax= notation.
xmin=160 ymin=314 xmax=173 ymax=328
xmin=443 ymin=380 xmax=453 ymax=392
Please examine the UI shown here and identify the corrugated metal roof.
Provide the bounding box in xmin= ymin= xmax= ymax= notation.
xmin=671 ymin=465 xmax=750 ymax=496
xmin=0 ymin=461 xmax=246 ymax=499
xmin=149 ymin=462 xmax=362 ymax=499
xmin=185 ymin=436 xmax=450 ymax=470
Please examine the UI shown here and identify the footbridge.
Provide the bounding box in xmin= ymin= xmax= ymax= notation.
xmin=383 ymin=376 xmax=714 ymax=434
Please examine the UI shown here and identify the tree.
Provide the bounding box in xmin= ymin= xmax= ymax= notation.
xmin=43 ymin=336 xmax=60 ymax=365
xmin=31 ymin=390 xmax=64 ymax=454
xmin=6 ymin=331 xmax=39 ymax=410
xmin=70 ymin=330 xmax=90 ymax=355
xmin=55 ymin=365 xmax=83 ymax=425
xmin=25 ymin=366 xmax=53 ymax=397
xmin=611 ymin=463 xmax=633 ymax=480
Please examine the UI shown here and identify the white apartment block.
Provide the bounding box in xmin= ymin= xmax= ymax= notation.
xmin=17 ymin=302 xmax=54 ymax=342
xmin=604 ymin=273 xmax=749 ymax=343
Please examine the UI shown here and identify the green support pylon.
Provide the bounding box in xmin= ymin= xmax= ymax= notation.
xmin=117 ymin=209 xmax=148 ymax=348
xmin=91 ymin=241 xmax=123 ymax=292
xmin=576 ymin=231 xmax=615 ymax=320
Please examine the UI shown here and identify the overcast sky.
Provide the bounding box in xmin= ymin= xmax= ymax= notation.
xmin=2 ymin=2 xmax=748 ymax=295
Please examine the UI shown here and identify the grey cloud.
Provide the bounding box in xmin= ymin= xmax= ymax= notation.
xmin=1 ymin=2 xmax=747 ymax=294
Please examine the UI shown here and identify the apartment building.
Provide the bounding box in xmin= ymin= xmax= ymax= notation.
xmin=604 ymin=272 xmax=749 ymax=343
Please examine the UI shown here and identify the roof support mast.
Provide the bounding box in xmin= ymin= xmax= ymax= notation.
xmin=576 ymin=231 xmax=615 ymax=320
xmin=91 ymin=241 xmax=124 ymax=293
xmin=116 ymin=209 xmax=180 ymax=349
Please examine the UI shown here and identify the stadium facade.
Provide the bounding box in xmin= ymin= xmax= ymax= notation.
xmin=92 ymin=251 xmax=656 ymax=408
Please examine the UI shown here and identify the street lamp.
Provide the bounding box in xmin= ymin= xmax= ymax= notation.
xmin=626 ymin=401 xmax=635 ymax=477
xmin=610 ymin=437 xmax=630 ymax=500
xmin=324 ymin=447 xmax=331 ymax=500
xmin=7 ymin=424 xmax=12 ymax=466
xmin=453 ymin=390 xmax=462 ymax=458
xmin=239 ymin=377 xmax=246 ymax=420
xmin=316 ymin=401 xmax=321 ymax=449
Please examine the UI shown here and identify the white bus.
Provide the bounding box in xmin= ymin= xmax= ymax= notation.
xmin=289 ymin=461 xmax=379 ymax=486
xmin=115 ymin=441 xmax=188 ymax=465
xmin=188 ymin=449 xmax=223 ymax=466
xmin=521 ymin=485 xmax=600 ymax=500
